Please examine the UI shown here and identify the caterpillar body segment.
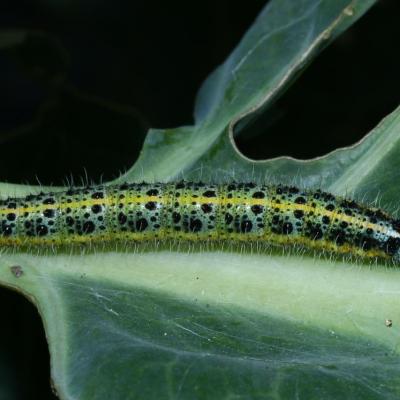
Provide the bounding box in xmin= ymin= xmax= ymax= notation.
xmin=0 ymin=182 xmax=399 ymax=262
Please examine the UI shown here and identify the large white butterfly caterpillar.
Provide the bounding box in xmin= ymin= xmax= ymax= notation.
xmin=1 ymin=181 xmax=399 ymax=262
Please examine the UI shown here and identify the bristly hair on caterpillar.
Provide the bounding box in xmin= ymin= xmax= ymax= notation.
xmin=0 ymin=181 xmax=399 ymax=263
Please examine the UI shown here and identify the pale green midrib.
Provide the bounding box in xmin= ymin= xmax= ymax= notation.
xmin=0 ymin=182 xmax=64 ymax=199
xmin=6 ymin=250 xmax=397 ymax=353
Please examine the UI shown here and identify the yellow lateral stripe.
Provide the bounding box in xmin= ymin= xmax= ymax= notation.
xmin=0 ymin=228 xmax=389 ymax=260
xmin=0 ymin=193 xmax=392 ymax=238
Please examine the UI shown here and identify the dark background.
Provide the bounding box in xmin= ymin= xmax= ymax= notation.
xmin=0 ymin=1 xmax=398 ymax=398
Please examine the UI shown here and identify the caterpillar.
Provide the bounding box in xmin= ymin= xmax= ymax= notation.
xmin=0 ymin=181 xmax=399 ymax=263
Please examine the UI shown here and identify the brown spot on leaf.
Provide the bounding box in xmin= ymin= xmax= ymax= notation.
xmin=10 ymin=265 xmax=23 ymax=278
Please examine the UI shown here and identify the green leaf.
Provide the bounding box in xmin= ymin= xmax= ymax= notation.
xmin=2 ymin=247 xmax=400 ymax=399
xmin=119 ymin=0 xmax=376 ymax=184
xmin=4 ymin=1 xmax=400 ymax=399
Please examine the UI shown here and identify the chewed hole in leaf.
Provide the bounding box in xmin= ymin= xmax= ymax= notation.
xmin=234 ymin=1 xmax=400 ymax=161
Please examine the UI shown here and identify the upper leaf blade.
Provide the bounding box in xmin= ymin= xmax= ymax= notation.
xmin=121 ymin=0 xmax=376 ymax=184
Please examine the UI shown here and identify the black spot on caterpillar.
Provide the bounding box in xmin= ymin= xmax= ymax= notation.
xmin=1 ymin=182 xmax=399 ymax=263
